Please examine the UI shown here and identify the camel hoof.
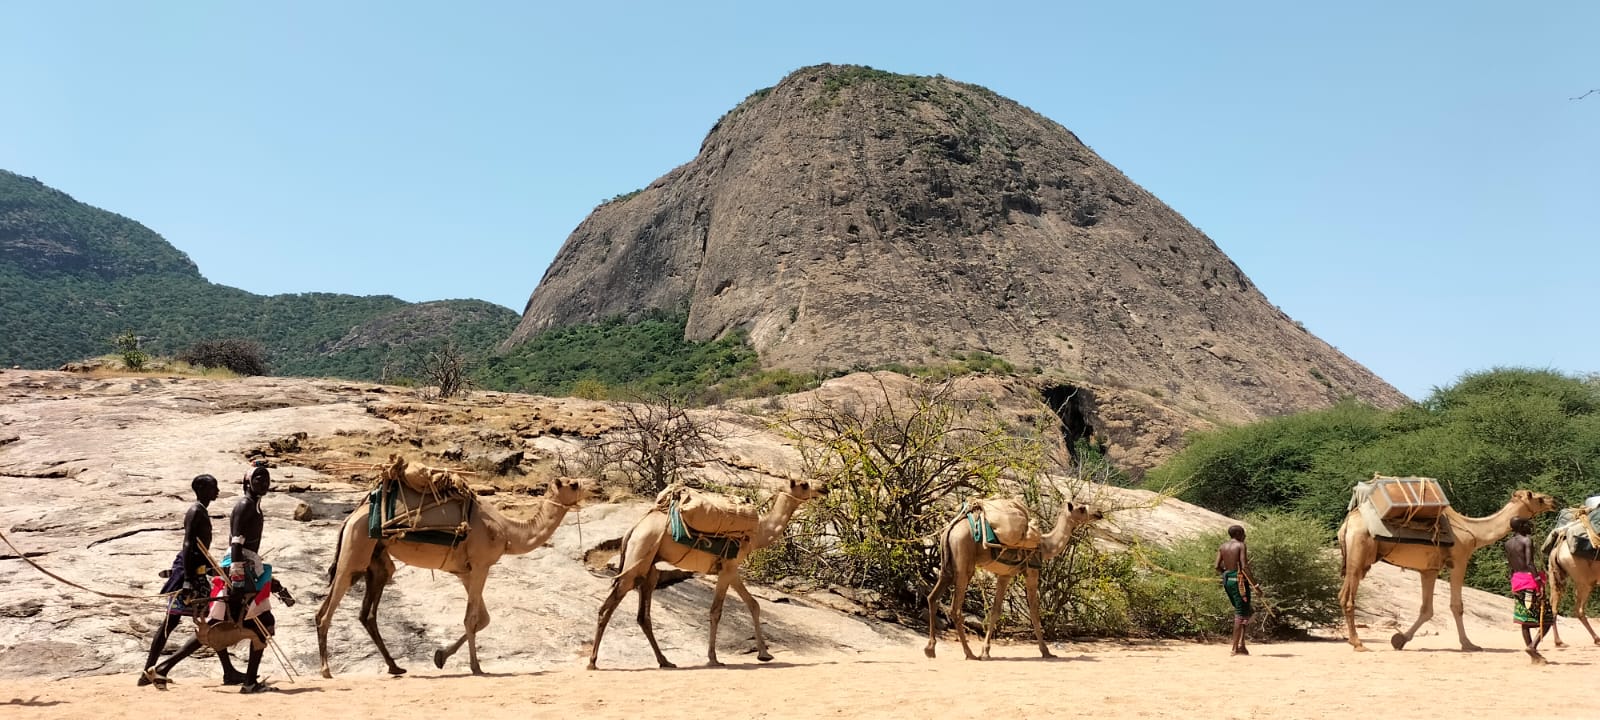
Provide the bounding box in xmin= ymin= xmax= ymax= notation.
xmin=433 ymin=650 xmax=447 ymax=669
xmin=470 ymin=666 xmax=484 ymax=676
xmin=1040 ymin=649 xmax=1055 ymax=659
xmin=923 ymin=647 xmax=936 ymax=659
xmin=387 ymin=666 xmax=407 ymax=676
xmin=659 ymin=660 xmax=676 ymax=669
xmin=706 ymin=660 xmax=723 ymax=668
xmin=585 ymin=662 xmax=598 ymax=671
xmin=757 ymin=652 xmax=774 ymax=662
xmin=1351 ymin=644 xmax=1369 ymax=652
xmin=1462 ymin=643 xmax=1483 ymax=653
xmin=320 ymin=669 xmax=333 ymax=680
xmin=1389 ymin=633 xmax=1408 ymax=651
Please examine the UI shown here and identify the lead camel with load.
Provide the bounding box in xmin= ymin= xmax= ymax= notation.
xmin=1336 ymin=475 xmax=1557 ymax=652
xmin=315 ymin=455 xmax=585 ymax=677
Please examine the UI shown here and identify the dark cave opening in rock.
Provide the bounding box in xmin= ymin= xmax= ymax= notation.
xmin=1041 ymin=384 xmax=1102 ymax=464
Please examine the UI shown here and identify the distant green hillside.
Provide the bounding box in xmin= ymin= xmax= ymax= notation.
xmin=0 ymin=170 xmax=518 ymax=377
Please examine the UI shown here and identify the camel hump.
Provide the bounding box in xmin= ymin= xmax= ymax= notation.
xmin=659 ymin=484 xmax=760 ymax=537
xmin=970 ymin=498 xmax=1041 ymax=549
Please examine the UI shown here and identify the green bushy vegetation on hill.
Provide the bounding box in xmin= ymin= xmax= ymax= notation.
xmin=0 ymin=170 xmax=518 ymax=378
xmin=1151 ymin=367 xmax=1600 ymax=598
xmin=476 ymin=310 xmax=762 ymax=399
xmin=0 ymin=170 xmax=198 ymax=277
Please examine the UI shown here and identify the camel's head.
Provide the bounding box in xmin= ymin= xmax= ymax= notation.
xmin=547 ymin=477 xmax=586 ymax=507
xmin=787 ymin=477 xmax=828 ymax=501
xmin=1512 ymin=489 xmax=1559 ymax=517
xmin=1066 ymin=501 xmax=1104 ymax=526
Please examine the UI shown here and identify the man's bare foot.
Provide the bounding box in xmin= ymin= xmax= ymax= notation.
xmin=1527 ymin=649 xmax=1548 ymax=665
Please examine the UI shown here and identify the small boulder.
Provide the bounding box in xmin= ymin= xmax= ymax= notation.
xmin=292 ymin=502 xmax=314 ymax=522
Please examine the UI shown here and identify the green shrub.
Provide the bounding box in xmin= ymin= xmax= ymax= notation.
xmin=1124 ymin=512 xmax=1339 ymax=639
xmin=177 ymin=338 xmax=268 ymax=376
xmin=112 ymin=331 xmax=147 ymax=371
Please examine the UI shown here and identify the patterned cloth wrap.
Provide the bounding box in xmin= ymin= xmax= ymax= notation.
xmin=206 ymin=551 xmax=274 ymax=623
xmin=1511 ymin=571 xmax=1554 ymax=630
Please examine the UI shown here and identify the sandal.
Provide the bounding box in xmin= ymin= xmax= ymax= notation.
xmin=139 ymin=667 xmax=171 ymax=690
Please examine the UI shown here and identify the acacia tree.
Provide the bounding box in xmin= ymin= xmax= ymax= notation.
xmin=420 ymin=340 xmax=470 ymax=398
xmin=583 ymin=392 xmax=721 ymax=495
xmin=765 ymin=373 xmax=1047 ymax=610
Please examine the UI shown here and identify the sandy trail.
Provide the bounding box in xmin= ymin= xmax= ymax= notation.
xmin=1 ymin=627 xmax=1592 ymax=720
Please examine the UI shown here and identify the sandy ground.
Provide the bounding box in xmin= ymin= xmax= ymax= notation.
xmin=1 ymin=627 xmax=1593 ymax=720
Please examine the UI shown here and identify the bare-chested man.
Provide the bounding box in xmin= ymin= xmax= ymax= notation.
xmin=223 ymin=460 xmax=289 ymax=693
xmin=1506 ymin=516 xmax=1554 ymax=664
xmin=1215 ymin=525 xmax=1258 ymax=656
xmin=139 ymin=473 xmax=244 ymax=687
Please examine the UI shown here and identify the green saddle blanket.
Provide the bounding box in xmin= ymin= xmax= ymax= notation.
xmin=964 ymin=503 xmax=1000 ymax=545
xmin=668 ymin=501 xmax=742 ymax=559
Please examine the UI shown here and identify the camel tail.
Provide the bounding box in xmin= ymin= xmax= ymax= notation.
xmin=610 ymin=526 xmax=632 ymax=581
xmin=326 ymin=514 xmax=350 ymax=585
xmin=1336 ymin=518 xmax=1348 ymax=572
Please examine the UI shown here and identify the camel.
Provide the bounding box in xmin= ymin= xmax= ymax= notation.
xmin=1547 ymin=528 xmax=1600 ymax=647
xmin=1336 ymin=488 xmax=1557 ymax=652
xmin=924 ymin=498 xmax=1103 ymax=660
xmin=587 ymin=477 xmax=827 ymax=670
xmin=315 ymin=457 xmax=584 ymax=678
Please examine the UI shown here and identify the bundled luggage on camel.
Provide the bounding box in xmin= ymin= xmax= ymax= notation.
xmin=965 ymin=498 xmax=1043 ymax=549
xmin=656 ymin=483 xmax=761 ymax=559
xmin=368 ymin=454 xmax=475 ymax=546
xmin=1545 ymin=495 xmax=1600 ymax=560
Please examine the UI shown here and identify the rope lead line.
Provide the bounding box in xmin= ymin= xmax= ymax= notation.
xmin=0 ymin=527 xmax=177 ymax=600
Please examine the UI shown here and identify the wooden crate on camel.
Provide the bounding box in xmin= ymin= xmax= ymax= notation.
xmin=1348 ymin=474 xmax=1455 ymax=546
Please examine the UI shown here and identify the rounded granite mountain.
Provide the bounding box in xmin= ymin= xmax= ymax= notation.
xmin=510 ymin=64 xmax=1408 ymax=462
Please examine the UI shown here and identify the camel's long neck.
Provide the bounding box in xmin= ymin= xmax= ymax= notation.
xmin=752 ymin=493 xmax=803 ymax=550
xmin=1448 ymin=501 xmax=1526 ymax=550
xmin=1040 ymin=505 xmax=1085 ymax=560
xmin=503 ymin=501 xmax=571 ymax=555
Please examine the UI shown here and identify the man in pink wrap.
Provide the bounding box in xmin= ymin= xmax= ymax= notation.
xmin=1506 ymin=516 xmax=1554 ymax=664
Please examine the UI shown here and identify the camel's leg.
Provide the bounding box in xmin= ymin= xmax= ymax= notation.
xmin=1550 ymin=559 xmax=1568 ymax=648
xmin=356 ymin=553 xmax=406 ymax=676
xmin=1446 ymin=569 xmax=1480 ymax=652
xmin=980 ymin=573 xmax=1013 ymax=660
xmin=588 ymin=572 xmax=639 ymax=670
xmin=315 ymin=517 xmax=377 ymax=679
xmin=924 ymin=536 xmax=955 ymax=659
xmin=950 ymin=568 xmax=979 ymax=660
xmin=705 ymin=570 xmax=738 ymax=667
xmin=1391 ymin=570 xmax=1438 ymax=651
xmin=729 ymin=575 xmax=773 ymax=662
xmin=634 ymin=565 xmax=675 ymax=669
xmin=433 ymin=569 xmax=492 ymax=674
xmin=1025 ymin=568 xmax=1052 ymax=658
xmin=1574 ymin=581 xmax=1600 ymax=645
xmin=1339 ymin=567 xmax=1368 ymax=651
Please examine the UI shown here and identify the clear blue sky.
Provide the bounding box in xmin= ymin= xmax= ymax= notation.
xmin=2 ymin=2 xmax=1594 ymax=400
